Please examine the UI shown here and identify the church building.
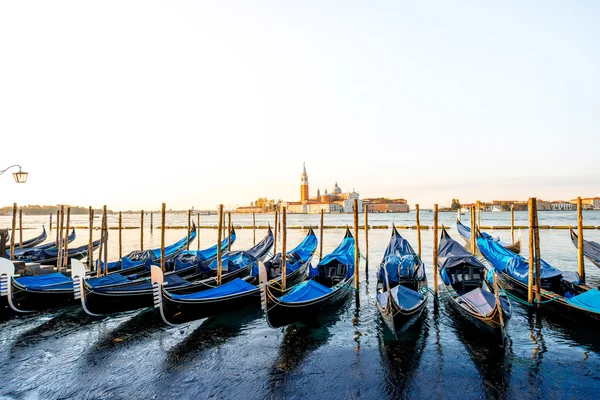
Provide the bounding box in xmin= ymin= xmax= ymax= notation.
xmin=286 ymin=163 xmax=363 ymax=214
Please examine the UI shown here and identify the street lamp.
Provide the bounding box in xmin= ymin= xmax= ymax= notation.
xmin=0 ymin=165 xmax=28 ymax=183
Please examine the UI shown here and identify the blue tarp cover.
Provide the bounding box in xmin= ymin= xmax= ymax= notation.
xmin=86 ymin=273 xmax=129 ymax=288
xmin=565 ymin=289 xmax=600 ymax=313
xmin=310 ymin=231 xmax=354 ymax=278
xmin=207 ymin=251 xmax=257 ymax=272
xmin=173 ymin=232 xmax=235 ymax=271
xmin=92 ymin=274 xmax=191 ymax=293
xmin=279 ymin=279 xmax=333 ymax=302
xmin=169 ymin=278 xmax=255 ymax=300
xmin=477 ymin=236 xmax=562 ymax=283
xmin=438 ymin=229 xmax=485 ymax=270
xmin=16 ymin=272 xmax=71 ymax=290
xmin=391 ymin=284 xmax=424 ymax=310
xmin=252 ymin=229 xmax=317 ymax=276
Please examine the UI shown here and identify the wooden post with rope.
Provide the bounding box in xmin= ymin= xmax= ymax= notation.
xmin=281 ymin=206 xmax=287 ymax=291
xmin=216 ymin=204 xmax=223 ymax=285
xmin=415 ymin=204 xmax=421 ymax=258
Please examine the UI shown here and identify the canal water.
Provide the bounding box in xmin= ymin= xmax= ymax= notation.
xmin=0 ymin=211 xmax=599 ymax=399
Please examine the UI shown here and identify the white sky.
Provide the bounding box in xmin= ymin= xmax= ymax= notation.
xmin=1 ymin=1 xmax=599 ymax=210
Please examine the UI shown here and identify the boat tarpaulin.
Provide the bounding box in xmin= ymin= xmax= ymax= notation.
xmin=391 ymin=284 xmax=424 ymax=310
xmin=16 ymin=272 xmax=71 ymax=290
xmin=86 ymin=273 xmax=129 ymax=288
xmin=311 ymin=231 xmax=354 ymax=278
xmin=279 ymin=279 xmax=333 ymax=302
xmin=169 ymin=278 xmax=255 ymax=300
xmin=565 ymin=289 xmax=600 ymax=313
xmin=438 ymin=229 xmax=485 ymax=270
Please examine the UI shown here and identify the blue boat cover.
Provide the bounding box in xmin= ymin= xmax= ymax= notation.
xmin=169 ymin=278 xmax=256 ymax=300
xmin=86 ymin=273 xmax=129 ymax=288
xmin=438 ymin=229 xmax=485 ymax=270
xmin=565 ymin=289 xmax=600 ymax=313
xmin=13 ymin=241 xmax=97 ymax=263
xmin=391 ymin=284 xmax=424 ymax=310
xmin=16 ymin=272 xmax=72 ymax=290
xmin=477 ymin=235 xmax=562 ymax=283
xmin=456 ymin=220 xmax=500 ymax=242
xmin=310 ymin=230 xmax=354 ymax=278
xmin=173 ymin=231 xmax=236 ymax=270
xmin=251 ymin=228 xmax=317 ymax=276
xmin=377 ymin=227 xmax=426 ymax=289
xmin=279 ymin=279 xmax=333 ymax=302
xmin=207 ymin=251 xmax=257 ymax=272
xmin=92 ymin=274 xmax=191 ymax=293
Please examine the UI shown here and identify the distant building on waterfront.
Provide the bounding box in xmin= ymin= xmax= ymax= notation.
xmin=286 ymin=163 xmax=363 ymax=214
xmin=570 ymin=197 xmax=600 ymax=210
xmin=550 ymin=201 xmax=575 ymax=211
xmin=363 ymin=198 xmax=409 ymax=213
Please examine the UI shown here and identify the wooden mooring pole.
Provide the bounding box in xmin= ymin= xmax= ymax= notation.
xmin=57 ymin=205 xmax=64 ymax=269
xmin=197 ymin=213 xmax=201 ymax=250
xmin=216 ymin=204 xmax=223 ymax=285
xmin=96 ymin=206 xmax=103 ymax=278
xmin=577 ymin=197 xmax=585 ymax=284
xmin=510 ymin=204 xmax=515 ymax=243
xmin=533 ymin=200 xmax=541 ymax=307
xmin=187 ymin=210 xmax=191 ymax=250
xmin=319 ymin=209 xmax=324 ymax=260
xmin=18 ymin=208 xmax=22 ymax=249
xmin=150 ymin=212 xmax=153 ymax=230
xmin=353 ymin=199 xmax=359 ymax=290
xmin=118 ymin=211 xmax=122 ymax=259
xmin=102 ymin=206 xmax=108 ymax=276
xmin=281 ymin=206 xmax=287 ymax=291
xmin=140 ymin=210 xmax=144 ymax=251
xmin=49 ymin=212 xmax=53 ymax=232
xmin=88 ymin=207 xmax=94 ymax=269
xmin=527 ymin=198 xmax=535 ymax=305
xmin=364 ymin=206 xmax=369 ymax=264
xmin=433 ymin=204 xmax=439 ymax=297
xmin=273 ymin=209 xmax=278 ymax=256
xmin=55 ymin=208 xmax=60 ymax=247
xmin=161 ymin=203 xmax=166 ymax=273
xmin=415 ymin=204 xmax=421 ymax=258
xmin=470 ymin=205 xmax=476 ymax=255
xmin=10 ymin=203 xmax=16 ymax=259
xmin=63 ymin=207 xmax=71 ymax=269
xmin=227 ymin=212 xmax=231 ymax=252
xmin=252 ymin=212 xmax=256 ymax=246
xmin=476 ymin=200 xmax=481 ymax=229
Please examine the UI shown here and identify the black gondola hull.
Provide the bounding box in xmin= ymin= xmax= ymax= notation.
xmin=10 ymin=280 xmax=75 ymax=312
xmin=377 ymin=297 xmax=427 ymax=339
xmin=497 ymin=271 xmax=600 ymax=324
xmin=265 ymin=279 xmax=353 ymax=328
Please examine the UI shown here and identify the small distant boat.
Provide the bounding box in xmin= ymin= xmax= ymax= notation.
xmin=260 ymin=227 xmax=356 ymax=328
xmin=479 ymin=230 xmax=600 ymax=324
xmin=438 ymin=227 xmax=511 ymax=344
xmin=569 ymin=227 xmax=600 ymax=269
xmin=376 ymin=225 xmax=428 ymax=339
xmin=14 ymin=226 xmax=48 ymax=249
xmin=456 ymin=219 xmax=521 ymax=254
xmin=152 ymin=228 xmax=317 ymax=325
xmin=9 ymin=227 xmax=75 ymax=258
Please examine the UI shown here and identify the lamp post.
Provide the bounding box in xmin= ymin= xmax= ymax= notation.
xmin=0 ymin=165 xmax=28 ymax=183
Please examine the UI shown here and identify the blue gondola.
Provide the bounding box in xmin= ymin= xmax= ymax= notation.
xmin=376 ymin=225 xmax=428 ymax=339
xmin=456 ymin=220 xmax=521 ymax=254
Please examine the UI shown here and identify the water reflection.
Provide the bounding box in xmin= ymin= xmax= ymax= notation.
xmin=88 ymin=309 xmax=164 ymax=352
xmin=164 ymin=308 xmax=262 ymax=370
xmin=378 ymin=310 xmax=429 ymax=399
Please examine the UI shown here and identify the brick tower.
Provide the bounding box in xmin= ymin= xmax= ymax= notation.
xmin=300 ymin=162 xmax=309 ymax=202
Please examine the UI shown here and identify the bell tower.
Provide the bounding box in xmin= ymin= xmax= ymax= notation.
xmin=300 ymin=162 xmax=309 ymax=202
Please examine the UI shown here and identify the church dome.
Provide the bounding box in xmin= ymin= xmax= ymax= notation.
xmin=333 ymin=182 xmax=342 ymax=194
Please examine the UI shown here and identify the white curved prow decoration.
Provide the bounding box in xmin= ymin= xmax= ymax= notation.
xmin=151 ymin=265 xmax=174 ymax=326
xmin=0 ymin=258 xmax=31 ymax=313
xmin=71 ymin=259 xmax=102 ymax=316
xmin=258 ymin=261 xmax=269 ymax=313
